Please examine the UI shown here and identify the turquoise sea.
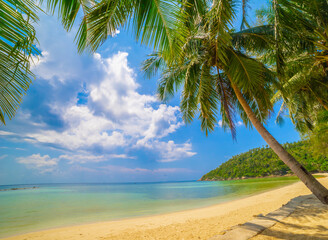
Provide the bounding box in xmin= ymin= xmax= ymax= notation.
xmin=0 ymin=177 xmax=300 ymax=238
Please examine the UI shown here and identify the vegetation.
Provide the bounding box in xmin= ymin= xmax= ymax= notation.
xmin=308 ymin=111 xmax=328 ymax=157
xmin=141 ymin=0 xmax=328 ymax=203
xmin=245 ymin=0 xmax=328 ymax=134
xmin=201 ymin=140 xmax=328 ymax=181
xmin=1 ymin=0 xmax=328 ymax=203
xmin=0 ymin=0 xmax=39 ymax=124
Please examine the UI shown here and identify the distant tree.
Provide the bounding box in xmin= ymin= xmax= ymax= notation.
xmin=201 ymin=140 xmax=327 ymax=181
xmin=309 ymin=111 xmax=328 ymax=157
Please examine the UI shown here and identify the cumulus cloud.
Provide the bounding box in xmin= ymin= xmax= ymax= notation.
xmin=26 ymin=105 xmax=126 ymax=150
xmin=138 ymin=140 xmax=196 ymax=162
xmin=16 ymin=51 xmax=195 ymax=162
xmin=4 ymin=13 xmax=196 ymax=166
xmin=17 ymin=154 xmax=58 ymax=173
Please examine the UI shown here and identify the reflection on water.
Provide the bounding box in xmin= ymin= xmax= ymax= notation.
xmin=0 ymin=177 xmax=299 ymax=238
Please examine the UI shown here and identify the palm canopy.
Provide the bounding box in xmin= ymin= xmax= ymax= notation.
xmin=41 ymin=0 xmax=189 ymax=56
xmin=235 ymin=0 xmax=328 ymax=133
xmin=143 ymin=0 xmax=276 ymax=138
xmin=0 ymin=0 xmax=39 ymax=124
xmin=0 ymin=0 xmax=257 ymax=126
xmin=0 ymin=0 xmax=189 ymax=124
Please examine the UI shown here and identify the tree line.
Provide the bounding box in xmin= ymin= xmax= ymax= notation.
xmin=201 ymin=140 xmax=328 ymax=181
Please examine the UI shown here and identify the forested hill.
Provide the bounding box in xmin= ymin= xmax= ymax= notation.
xmin=201 ymin=141 xmax=328 ymax=181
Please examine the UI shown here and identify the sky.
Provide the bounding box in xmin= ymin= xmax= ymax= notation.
xmin=0 ymin=1 xmax=302 ymax=185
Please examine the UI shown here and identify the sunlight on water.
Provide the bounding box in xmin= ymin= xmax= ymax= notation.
xmin=0 ymin=177 xmax=299 ymax=238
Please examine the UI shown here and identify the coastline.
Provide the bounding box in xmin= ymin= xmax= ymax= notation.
xmin=4 ymin=177 xmax=328 ymax=240
xmin=200 ymin=172 xmax=327 ymax=181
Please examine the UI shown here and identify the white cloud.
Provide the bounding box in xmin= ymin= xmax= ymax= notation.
xmin=139 ymin=140 xmax=196 ymax=162
xmin=30 ymin=51 xmax=49 ymax=70
xmin=26 ymin=105 xmax=126 ymax=150
xmin=0 ymin=155 xmax=8 ymax=160
xmin=109 ymin=154 xmax=136 ymax=159
xmin=20 ymin=51 xmax=195 ymax=161
xmin=17 ymin=154 xmax=58 ymax=173
xmin=16 ymin=152 xmax=193 ymax=174
xmin=218 ymin=120 xmax=243 ymax=127
xmin=58 ymin=154 xmax=107 ymax=164
xmin=0 ymin=131 xmax=15 ymax=136
xmin=57 ymin=153 xmax=135 ymax=164
xmin=4 ymin=14 xmax=196 ymax=164
xmin=16 ymin=152 xmax=126 ymax=172
xmin=111 ymin=29 xmax=120 ymax=37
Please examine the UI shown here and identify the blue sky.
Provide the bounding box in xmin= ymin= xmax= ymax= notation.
xmin=0 ymin=1 xmax=301 ymax=185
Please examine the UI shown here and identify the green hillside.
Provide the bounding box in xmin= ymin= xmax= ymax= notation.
xmin=201 ymin=141 xmax=328 ymax=181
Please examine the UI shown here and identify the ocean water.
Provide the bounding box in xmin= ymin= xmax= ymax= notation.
xmin=0 ymin=177 xmax=299 ymax=238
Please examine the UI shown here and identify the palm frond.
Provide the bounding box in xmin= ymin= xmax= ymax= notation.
xmin=0 ymin=0 xmax=39 ymax=124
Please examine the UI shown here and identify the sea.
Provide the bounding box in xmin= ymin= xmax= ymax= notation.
xmin=0 ymin=176 xmax=299 ymax=238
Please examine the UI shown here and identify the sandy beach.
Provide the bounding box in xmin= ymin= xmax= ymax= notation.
xmin=4 ymin=177 xmax=328 ymax=240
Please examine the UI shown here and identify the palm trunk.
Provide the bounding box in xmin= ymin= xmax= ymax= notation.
xmin=231 ymin=83 xmax=328 ymax=204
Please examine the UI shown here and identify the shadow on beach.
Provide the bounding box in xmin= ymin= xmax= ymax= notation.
xmin=252 ymin=195 xmax=328 ymax=240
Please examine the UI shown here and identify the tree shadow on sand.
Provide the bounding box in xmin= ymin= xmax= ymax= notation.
xmin=252 ymin=195 xmax=328 ymax=240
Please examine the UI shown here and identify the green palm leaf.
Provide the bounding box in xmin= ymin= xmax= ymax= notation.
xmin=0 ymin=0 xmax=39 ymax=124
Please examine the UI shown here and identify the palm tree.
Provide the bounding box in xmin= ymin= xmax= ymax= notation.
xmin=0 ymin=0 xmax=39 ymax=124
xmin=2 ymin=0 xmax=328 ymax=203
xmin=141 ymin=0 xmax=328 ymax=204
xmin=251 ymin=0 xmax=328 ymax=133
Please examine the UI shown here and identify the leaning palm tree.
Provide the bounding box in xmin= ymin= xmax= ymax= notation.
xmin=2 ymin=0 xmax=328 ymax=202
xmin=141 ymin=0 xmax=328 ymax=204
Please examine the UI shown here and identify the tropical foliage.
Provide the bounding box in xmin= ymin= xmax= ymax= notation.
xmin=201 ymin=140 xmax=328 ymax=181
xmin=0 ymin=0 xmax=187 ymax=124
xmin=0 ymin=0 xmax=39 ymax=124
xmin=242 ymin=0 xmax=328 ymax=133
xmin=1 ymin=0 xmax=328 ymax=202
xmin=143 ymin=0 xmax=276 ymax=138
xmin=308 ymin=110 xmax=328 ymax=157
xmin=141 ymin=0 xmax=328 ymax=203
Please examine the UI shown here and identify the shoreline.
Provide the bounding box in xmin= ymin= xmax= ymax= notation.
xmin=1 ymin=181 xmax=298 ymax=239
xmin=4 ymin=177 xmax=328 ymax=240
xmin=200 ymin=172 xmax=327 ymax=181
